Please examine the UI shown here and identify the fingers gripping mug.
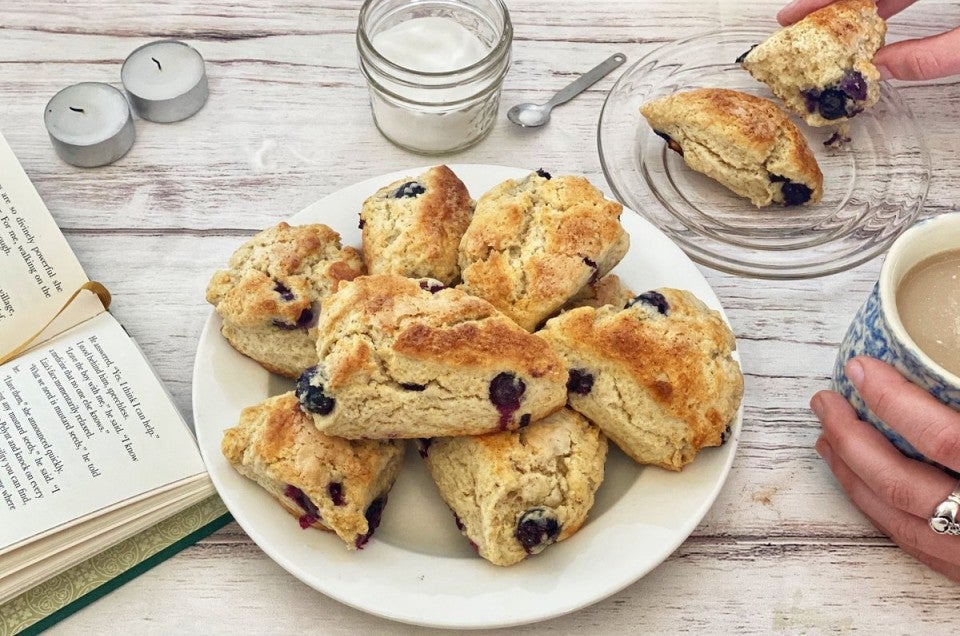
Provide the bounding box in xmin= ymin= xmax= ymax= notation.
xmin=833 ymin=213 xmax=960 ymax=467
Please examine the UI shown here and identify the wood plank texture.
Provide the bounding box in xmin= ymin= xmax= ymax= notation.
xmin=1 ymin=0 xmax=957 ymax=632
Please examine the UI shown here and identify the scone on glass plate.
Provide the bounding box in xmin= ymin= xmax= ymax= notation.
xmin=458 ymin=170 xmax=629 ymax=331
xmin=737 ymin=0 xmax=886 ymax=126
xmin=360 ymin=165 xmax=474 ymax=285
xmin=540 ymin=287 xmax=744 ymax=471
xmin=421 ymin=408 xmax=607 ymax=566
xmin=206 ymin=222 xmax=364 ymax=378
xmin=221 ymin=392 xmax=405 ymax=549
xmin=295 ymin=274 xmax=567 ymax=439
xmin=640 ymin=88 xmax=823 ymax=207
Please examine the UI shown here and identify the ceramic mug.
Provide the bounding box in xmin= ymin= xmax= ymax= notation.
xmin=833 ymin=213 xmax=960 ymax=466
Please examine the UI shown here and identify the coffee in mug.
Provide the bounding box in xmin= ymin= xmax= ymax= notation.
xmin=896 ymin=249 xmax=960 ymax=378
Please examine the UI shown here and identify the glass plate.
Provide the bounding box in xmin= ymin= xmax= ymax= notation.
xmin=193 ymin=164 xmax=743 ymax=629
xmin=598 ymin=28 xmax=931 ymax=279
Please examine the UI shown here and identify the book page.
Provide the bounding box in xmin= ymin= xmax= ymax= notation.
xmin=0 ymin=312 xmax=207 ymax=551
xmin=0 ymin=132 xmax=102 ymax=360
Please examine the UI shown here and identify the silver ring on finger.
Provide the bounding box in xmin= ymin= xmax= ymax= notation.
xmin=929 ymin=479 xmax=960 ymax=535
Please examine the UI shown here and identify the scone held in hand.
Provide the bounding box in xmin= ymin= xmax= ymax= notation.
xmin=422 ymin=408 xmax=607 ymax=566
xmin=738 ymin=0 xmax=886 ymax=126
xmin=640 ymin=88 xmax=823 ymax=207
xmin=540 ymin=288 xmax=743 ymax=471
xmin=458 ymin=171 xmax=629 ymax=331
xmin=221 ymin=392 xmax=404 ymax=549
xmin=296 ymin=274 xmax=567 ymax=439
xmin=206 ymin=222 xmax=364 ymax=378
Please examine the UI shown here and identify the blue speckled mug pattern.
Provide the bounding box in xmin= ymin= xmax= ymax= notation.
xmin=832 ymin=213 xmax=960 ymax=474
xmin=833 ymin=285 xmax=960 ymax=462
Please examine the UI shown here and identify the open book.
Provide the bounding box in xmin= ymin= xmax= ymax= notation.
xmin=0 ymin=132 xmax=218 ymax=609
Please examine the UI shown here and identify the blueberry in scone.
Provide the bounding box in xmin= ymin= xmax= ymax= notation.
xmin=639 ymin=88 xmax=824 ymax=207
xmin=421 ymin=408 xmax=607 ymax=566
xmin=737 ymin=0 xmax=886 ymax=127
xmin=360 ymin=165 xmax=474 ymax=285
xmin=539 ymin=287 xmax=743 ymax=471
xmin=295 ymin=274 xmax=567 ymax=439
xmin=458 ymin=171 xmax=629 ymax=332
xmin=221 ymin=392 xmax=404 ymax=548
xmin=206 ymin=222 xmax=364 ymax=378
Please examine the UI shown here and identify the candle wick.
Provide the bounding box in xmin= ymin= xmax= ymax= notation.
xmin=151 ymin=57 xmax=162 ymax=71
xmin=69 ymin=106 xmax=85 ymax=113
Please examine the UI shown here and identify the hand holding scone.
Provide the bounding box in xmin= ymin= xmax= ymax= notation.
xmin=778 ymin=0 xmax=960 ymax=80
xmin=739 ymin=0 xmax=886 ymax=126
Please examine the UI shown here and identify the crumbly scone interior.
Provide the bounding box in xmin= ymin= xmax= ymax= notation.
xmin=741 ymin=0 xmax=886 ymax=127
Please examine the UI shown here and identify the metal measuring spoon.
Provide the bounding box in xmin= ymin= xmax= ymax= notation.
xmin=507 ymin=53 xmax=626 ymax=128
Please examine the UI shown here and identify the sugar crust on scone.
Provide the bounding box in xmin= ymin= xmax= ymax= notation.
xmin=296 ymin=274 xmax=567 ymax=439
xmin=221 ymin=392 xmax=405 ymax=548
xmin=640 ymin=88 xmax=824 ymax=207
xmin=360 ymin=165 xmax=474 ymax=285
xmin=540 ymin=288 xmax=744 ymax=471
xmin=458 ymin=172 xmax=629 ymax=331
xmin=206 ymin=222 xmax=364 ymax=378
xmin=422 ymin=408 xmax=607 ymax=566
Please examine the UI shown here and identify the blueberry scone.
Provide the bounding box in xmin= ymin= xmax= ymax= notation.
xmin=206 ymin=222 xmax=364 ymax=378
xmin=221 ymin=392 xmax=405 ymax=549
xmin=562 ymin=273 xmax=635 ymax=311
xmin=421 ymin=408 xmax=607 ymax=566
xmin=737 ymin=0 xmax=886 ymax=126
xmin=296 ymin=274 xmax=567 ymax=439
xmin=458 ymin=170 xmax=629 ymax=331
xmin=540 ymin=288 xmax=744 ymax=471
xmin=360 ymin=165 xmax=474 ymax=285
xmin=640 ymin=89 xmax=824 ymax=207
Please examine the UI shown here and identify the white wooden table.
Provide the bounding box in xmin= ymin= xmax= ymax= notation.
xmin=3 ymin=0 xmax=959 ymax=632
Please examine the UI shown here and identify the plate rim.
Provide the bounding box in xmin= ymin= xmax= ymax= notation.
xmin=596 ymin=27 xmax=932 ymax=280
xmin=192 ymin=163 xmax=744 ymax=629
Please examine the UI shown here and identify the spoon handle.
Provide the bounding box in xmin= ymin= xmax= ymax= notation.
xmin=545 ymin=53 xmax=626 ymax=109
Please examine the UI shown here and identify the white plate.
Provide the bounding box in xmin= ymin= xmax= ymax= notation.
xmin=193 ymin=164 xmax=743 ymax=629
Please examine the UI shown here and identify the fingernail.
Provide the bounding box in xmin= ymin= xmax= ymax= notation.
xmin=846 ymin=359 xmax=865 ymax=388
xmin=810 ymin=394 xmax=825 ymax=419
xmin=877 ymin=64 xmax=893 ymax=80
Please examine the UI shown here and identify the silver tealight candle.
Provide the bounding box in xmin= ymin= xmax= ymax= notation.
xmin=44 ymin=82 xmax=136 ymax=167
xmin=121 ymin=40 xmax=208 ymax=123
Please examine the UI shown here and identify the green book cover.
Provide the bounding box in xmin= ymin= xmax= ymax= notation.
xmin=0 ymin=495 xmax=231 ymax=636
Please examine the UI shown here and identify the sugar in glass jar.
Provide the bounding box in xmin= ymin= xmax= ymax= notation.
xmin=357 ymin=0 xmax=512 ymax=154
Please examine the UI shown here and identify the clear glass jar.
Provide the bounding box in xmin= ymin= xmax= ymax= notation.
xmin=357 ymin=0 xmax=512 ymax=155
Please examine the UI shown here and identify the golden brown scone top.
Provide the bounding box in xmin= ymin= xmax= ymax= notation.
xmin=798 ymin=0 xmax=884 ymax=47
xmin=458 ymin=172 xmax=628 ymax=331
xmin=221 ymin=392 xmax=404 ymax=546
xmin=206 ymin=222 xmax=364 ymax=328
xmin=542 ymin=288 xmax=744 ymax=453
xmin=316 ymin=274 xmax=565 ymax=390
xmin=640 ymin=88 xmax=823 ymax=205
xmin=221 ymin=393 xmax=398 ymax=492
xmin=360 ymin=165 xmax=474 ymax=285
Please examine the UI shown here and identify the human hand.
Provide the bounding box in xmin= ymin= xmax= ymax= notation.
xmin=810 ymin=356 xmax=960 ymax=582
xmin=777 ymin=0 xmax=960 ymax=80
